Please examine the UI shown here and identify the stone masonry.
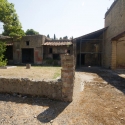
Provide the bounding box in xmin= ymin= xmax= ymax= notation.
xmin=0 ymin=78 xmax=62 ymax=100
xmin=0 ymin=54 xmax=75 ymax=102
xmin=61 ymin=54 xmax=75 ymax=102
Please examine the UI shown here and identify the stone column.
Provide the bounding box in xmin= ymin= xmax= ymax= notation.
xmin=111 ymin=40 xmax=117 ymax=70
xmin=61 ymin=54 xmax=75 ymax=102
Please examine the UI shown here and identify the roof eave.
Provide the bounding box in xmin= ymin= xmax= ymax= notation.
xmin=74 ymin=27 xmax=108 ymax=40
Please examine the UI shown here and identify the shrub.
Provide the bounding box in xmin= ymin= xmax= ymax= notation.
xmin=0 ymin=41 xmax=7 ymax=66
xmin=45 ymin=59 xmax=53 ymax=65
xmin=53 ymin=60 xmax=58 ymax=66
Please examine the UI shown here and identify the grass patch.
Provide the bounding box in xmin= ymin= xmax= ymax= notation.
xmin=0 ymin=66 xmax=61 ymax=80
xmin=53 ymin=72 xmax=61 ymax=79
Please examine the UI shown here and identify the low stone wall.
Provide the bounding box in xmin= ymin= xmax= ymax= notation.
xmin=0 ymin=54 xmax=75 ymax=102
xmin=0 ymin=77 xmax=62 ymax=100
xmin=0 ymin=66 xmax=17 ymax=69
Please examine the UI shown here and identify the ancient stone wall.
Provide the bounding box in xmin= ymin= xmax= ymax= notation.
xmin=104 ymin=0 xmax=125 ymax=68
xmin=13 ymin=35 xmax=46 ymax=64
xmin=0 ymin=77 xmax=62 ymax=100
xmin=43 ymin=45 xmax=73 ymax=66
xmin=44 ymin=46 xmax=73 ymax=59
xmin=75 ymin=38 xmax=102 ymax=67
xmin=0 ymin=54 xmax=75 ymax=102
xmin=111 ymin=36 xmax=125 ymax=69
xmin=61 ymin=54 xmax=75 ymax=102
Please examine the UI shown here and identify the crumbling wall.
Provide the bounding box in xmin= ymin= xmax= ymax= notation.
xmin=13 ymin=35 xmax=46 ymax=64
xmin=0 ymin=54 xmax=75 ymax=102
xmin=76 ymin=39 xmax=102 ymax=66
xmin=43 ymin=46 xmax=73 ymax=66
xmin=44 ymin=46 xmax=73 ymax=59
xmin=0 ymin=78 xmax=62 ymax=100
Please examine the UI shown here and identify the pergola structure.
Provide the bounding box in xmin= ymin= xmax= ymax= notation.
xmin=73 ymin=28 xmax=107 ymax=67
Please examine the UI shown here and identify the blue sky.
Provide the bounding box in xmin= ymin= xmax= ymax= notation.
xmin=1 ymin=0 xmax=114 ymax=38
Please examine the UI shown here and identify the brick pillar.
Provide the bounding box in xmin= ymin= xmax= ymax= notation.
xmin=111 ymin=41 xmax=117 ymax=70
xmin=61 ymin=54 xmax=75 ymax=102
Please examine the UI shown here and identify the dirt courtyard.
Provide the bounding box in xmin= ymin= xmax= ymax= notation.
xmin=0 ymin=67 xmax=125 ymax=125
xmin=0 ymin=66 xmax=61 ymax=80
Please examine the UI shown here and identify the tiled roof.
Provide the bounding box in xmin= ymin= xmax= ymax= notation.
xmin=0 ymin=35 xmax=11 ymax=39
xmin=43 ymin=40 xmax=72 ymax=46
xmin=6 ymin=43 xmax=13 ymax=46
xmin=74 ymin=27 xmax=107 ymax=40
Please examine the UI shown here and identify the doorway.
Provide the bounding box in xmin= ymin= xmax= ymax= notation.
xmin=77 ymin=54 xmax=85 ymax=66
xmin=81 ymin=54 xmax=85 ymax=65
xmin=5 ymin=46 xmax=13 ymax=60
xmin=22 ymin=48 xmax=34 ymax=63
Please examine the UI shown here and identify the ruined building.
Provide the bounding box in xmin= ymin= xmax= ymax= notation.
xmin=74 ymin=0 xmax=125 ymax=69
xmin=105 ymin=0 xmax=125 ymax=69
xmin=1 ymin=0 xmax=125 ymax=69
xmin=1 ymin=35 xmax=73 ymax=65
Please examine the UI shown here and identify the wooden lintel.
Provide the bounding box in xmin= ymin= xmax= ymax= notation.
xmin=81 ymin=39 xmax=103 ymax=41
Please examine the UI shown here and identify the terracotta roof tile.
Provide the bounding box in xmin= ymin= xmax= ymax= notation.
xmin=0 ymin=35 xmax=11 ymax=40
xmin=6 ymin=43 xmax=13 ymax=46
xmin=43 ymin=40 xmax=72 ymax=46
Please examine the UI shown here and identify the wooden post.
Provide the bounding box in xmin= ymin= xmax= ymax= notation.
xmin=79 ymin=41 xmax=81 ymax=67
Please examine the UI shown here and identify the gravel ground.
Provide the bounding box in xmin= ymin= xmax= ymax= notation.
xmin=0 ymin=67 xmax=125 ymax=125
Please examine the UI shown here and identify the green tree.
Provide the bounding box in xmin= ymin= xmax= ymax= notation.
xmin=25 ymin=29 xmax=39 ymax=35
xmin=63 ymin=36 xmax=68 ymax=40
xmin=0 ymin=41 xmax=7 ymax=66
xmin=0 ymin=0 xmax=25 ymax=38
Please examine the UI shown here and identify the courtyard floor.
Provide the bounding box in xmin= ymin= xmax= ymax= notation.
xmin=0 ymin=67 xmax=125 ymax=125
xmin=0 ymin=66 xmax=61 ymax=80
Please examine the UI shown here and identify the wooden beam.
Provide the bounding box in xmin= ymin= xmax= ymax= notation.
xmin=81 ymin=39 xmax=103 ymax=41
xmin=80 ymin=52 xmax=102 ymax=54
xmin=80 ymin=40 xmax=82 ymax=67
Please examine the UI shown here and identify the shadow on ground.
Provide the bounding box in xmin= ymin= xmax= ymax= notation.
xmin=0 ymin=94 xmax=69 ymax=123
xmin=76 ymin=67 xmax=125 ymax=94
xmin=37 ymin=100 xmax=69 ymax=123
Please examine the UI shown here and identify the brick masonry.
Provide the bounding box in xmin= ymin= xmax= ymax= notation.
xmin=61 ymin=54 xmax=75 ymax=102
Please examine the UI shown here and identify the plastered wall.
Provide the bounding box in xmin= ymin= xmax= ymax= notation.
xmin=116 ymin=37 xmax=125 ymax=68
xmin=44 ymin=46 xmax=73 ymax=59
xmin=13 ymin=35 xmax=46 ymax=64
xmin=104 ymin=0 xmax=125 ymax=68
